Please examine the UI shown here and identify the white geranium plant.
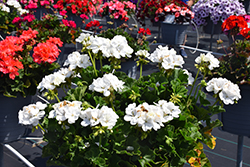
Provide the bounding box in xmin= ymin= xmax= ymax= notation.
xmin=18 ymin=32 xmax=241 ymax=167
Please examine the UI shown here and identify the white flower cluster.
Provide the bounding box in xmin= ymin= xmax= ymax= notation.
xmin=195 ymin=52 xmax=220 ymax=70
xmin=77 ymin=33 xmax=134 ymax=59
xmin=89 ymin=73 xmax=125 ymax=96
xmin=124 ymin=100 xmax=181 ymax=132
xmin=75 ymin=33 xmax=94 ymax=48
xmin=37 ymin=67 xmax=73 ymax=91
xmin=80 ymin=106 xmax=119 ymax=129
xmin=148 ymin=45 xmax=184 ymax=70
xmin=63 ymin=51 xmax=92 ymax=70
xmin=206 ymin=77 xmax=241 ymax=105
xmin=0 ymin=0 xmax=29 ymax=14
xmin=135 ymin=49 xmax=150 ymax=58
xmin=48 ymin=100 xmax=83 ymax=124
xmin=18 ymin=102 xmax=47 ymax=126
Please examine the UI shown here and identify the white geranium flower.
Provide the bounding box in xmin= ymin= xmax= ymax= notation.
xmin=89 ymin=77 xmax=111 ymax=96
xmin=52 ymin=71 xmax=66 ymax=86
xmin=37 ymin=74 xmax=56 ymax=91
xmin=87 ymin=36 xmax=111 ymax=54
xmin=124 ymin=103 xmax=140 ymax=125
xmin=219 ymin=81 xmax=241 ymax=105
xmin=183 ymin=69 xmax=194 ymax=85
xmin=80 ymin=108 xmax=101 ymax=127
xmin=63 ymin=51 xmax=92 ymax=70
xmin=206 ymin=77 xmax=228 ymax=94
xmin=124 ymin=102 xmax=175 ymax=132
xmin=103 ymin=73 xmax=124 ymax=92
xmin=0 ymin=3 xmax=10 ymax=12
xmin=80 ymin=106 xmax=118 ymax=129
xmin=17 ymin=7 xmax=29 ymax=15
xmin=99 ymin=106 xmax=119 ymax=129
xmin=195 ymin=52 xmax=219 ymax=70
xmin=18 ymin=102 xmax=47 ymax=126
xmin=149 ymin=45 xmax=184 ymax=70
xmin=50 ymin=100 xmax=82 ymax=124
xmin=89 ymin=73 xmax=124 ymax=96
xmin=135 ymin=50 xmax=150 ymax=58
xmin=156 ymin=100 xmax=181 ymax=123
xmin=76 ymin=33 xmax=91 ymax=44
xmin=206 ymin=78 xmax=241 ymax=105
xmin=57 ymin=67 xmax=73 ymax=78
xmin=7 ymin=0 xmax=21 ymax=8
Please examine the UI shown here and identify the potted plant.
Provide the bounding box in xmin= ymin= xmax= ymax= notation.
xmin=98 ymin=0 xmax=136 ymax=28
xmin=18 ymin=30 xmax=242 ymax=166
xmin=153 ymin=0 xmax=194 ymax=45
xmin=207 ymin=15 xmax=250 ymax=136
xmin=221 ymin=14 xmax=250 ymax=45
xmin=18 ymin=0 xmax=55 ymax=20
xmin=136 ymin=0 xmax=167 ymax=26
xmin=0 ymin=0 xmax=28 ymax=38
xmin=0 ymin=28 xmax=61 ymax=143
xmin=13 ymin=13 xmax=81 ymax=65
xmin=53 ymin=0 xmax=103 ymax=27
xmin=192 ymin=0 xmax=246 ymax=34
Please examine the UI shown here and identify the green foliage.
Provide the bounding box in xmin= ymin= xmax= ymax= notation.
xmin=209 ymin=39 xmax=250 ymax=85
xmin=0 ymin=4 xmax=18 ymax=34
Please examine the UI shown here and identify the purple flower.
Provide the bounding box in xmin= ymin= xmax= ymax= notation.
xmin=193 ymin=0 xmax=246 ymax=27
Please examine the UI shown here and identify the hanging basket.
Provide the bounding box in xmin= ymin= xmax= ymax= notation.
xmin=0 ymin=95 xmax=31 ymax=143
xmin=203 ymin=19 xmax=222 ymax=34
xmin=161 ymin=22 xmax=190 ymax=45
xmin=219 ymin=85 xmax=250 ymax=137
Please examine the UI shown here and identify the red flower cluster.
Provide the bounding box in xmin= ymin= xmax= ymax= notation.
xmin=0 ymin=36 xmax=24 ymax=80
xmin=62 ymin=19 xmax=77 ymax=29
xmin=136 ymin=0 xmax=188 ymax=25
xmin=222 ymin=15 xmax=250 ymax=39
xmin=0 ymin=28 xmax=39 ymax=80
xmin=138 ymin=28 xmax=151 ymax=35
xmin=33 ymin=37 xmax=63 ymax=64
xmin=12 ymin=13 xmax=36 ymax=28
xmin=99 ymin=0 xmax=136 ymax=21
xmin=85 ymin=20 xmax=102 ymax=30
xmin=53 ymin=0 xmax=102 ymax=17
xmin=19 ymin=0 xmax=54 ymax=9
xmin=0 ymin=28 xmax=63 ymax=80
xmin=155 ymin=2 xmax=194 ymax=23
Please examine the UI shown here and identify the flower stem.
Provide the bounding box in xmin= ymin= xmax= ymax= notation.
xmin=188 ymin=68 xmax=200 ymax=98
xmin=212 ymin=98 xmax=220 ymax=107
xmin=88 ymin=51 xmax=97 ymax=76
xmin=100 ymin=57 xmax=103 ymax=75
xmin=38 ymin=124 xmax=45 ymax=132
xmin=55 ymin=94 xmax=60 ymax=103
xmin=140 ymin=63 xmax=143 ymax=79
xmin=110 ymin=100 xmax=115 ymax=112
xmin=99 ymin=133 xmax=102 ymax=149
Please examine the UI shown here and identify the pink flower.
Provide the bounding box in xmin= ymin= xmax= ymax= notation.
xmin=80 ymin=14 xmax=89 ymax=20
xmin=12 ymin=17 xmax=22 ymax=24
xmin=59 ymin=10 xmax=67 ymax=16
xmin=69 ymin=20 xmax=76 ymax=29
